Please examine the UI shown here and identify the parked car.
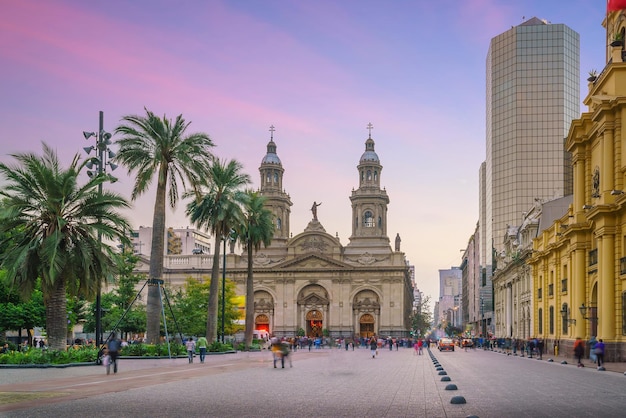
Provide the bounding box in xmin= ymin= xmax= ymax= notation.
xmin=438 ymin=338 xmax=455 ymax=351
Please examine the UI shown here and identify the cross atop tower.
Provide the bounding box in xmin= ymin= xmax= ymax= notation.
xmin=269 ymin=125 xmax=275 ymax=140
xmin=366 ymin=122 xmax=373 ymax=139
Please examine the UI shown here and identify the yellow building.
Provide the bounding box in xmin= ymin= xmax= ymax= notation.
xmin=530 ymin=10 xmax=626 ymax=362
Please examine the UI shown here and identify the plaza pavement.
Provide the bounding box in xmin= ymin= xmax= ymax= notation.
xmin=0 ymin=345 xmax=625 ymax=417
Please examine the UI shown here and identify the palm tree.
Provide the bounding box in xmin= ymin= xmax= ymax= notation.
xmin=185 ymin=158 xmax=250 ymax=342
xmin=239 ymin=191 xmax=274 ymax=350
xmin=114 ymin=109 xmax=214 ymax=343
xmin=0 ymin=143 xmax=131 ymax=351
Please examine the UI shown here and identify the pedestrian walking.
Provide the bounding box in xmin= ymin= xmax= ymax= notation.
xmin=588 ymin=336 xmax=597 ymax=364
xmin=537 ymin=338 xmax=544 ymax=360
xmin=186 ymin=337 xmax=196 ymax=363
xmin=196 ymin=335 xmax=208 ymax=363
xmin=369 ymin=336 xmax=378 ymax=358
xmin=594 ymin=338 xmax=605 ymax=369
xmin=574 ymin=337 xmax=585 ymax=367
xmin=106 ymin=333 xmax=121 ymax=375
xmin=271 ymin=337 xmax=285 ymax=368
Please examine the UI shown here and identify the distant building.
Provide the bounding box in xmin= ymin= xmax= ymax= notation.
xmin=438 ymin=267 xmax=461 ymax=330
xmin=130 ymin=226 xmax=211 ymax=256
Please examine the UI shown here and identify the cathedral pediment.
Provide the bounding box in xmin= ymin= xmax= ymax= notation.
xmin=289 ymin=227 xmax=342 ymax=255
xmin=345 ymin=252 xmax=390 ymax=266
xmin=276 ymin=253 xmax=352 ymax=270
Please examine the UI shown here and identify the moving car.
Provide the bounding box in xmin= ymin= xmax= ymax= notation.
xmin=438 ymin=338 xmax=455 ymax=351
xmin=461 ymin=338 xmax=474 ymax=348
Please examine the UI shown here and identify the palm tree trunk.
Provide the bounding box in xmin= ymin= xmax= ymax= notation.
xmin=207 ymin=234 xmax=221 ymax=342
xmin=244 ymin=242 xmax=254 ymax=350
xmin=46 ymin=278 xmax=68 ymax=351
xmin=146 ymin=170 xmax=168 ymax=344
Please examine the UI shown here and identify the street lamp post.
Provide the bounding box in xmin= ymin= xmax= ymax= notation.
xmin=221 ymin=236 xmax=227 ymax=343
xmin=83 ymin=111 xmax=117 ymax=349
xmin=480 ymin=297 xmax=485 ymax=342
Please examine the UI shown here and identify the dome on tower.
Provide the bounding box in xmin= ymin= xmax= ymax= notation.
xmin=261 ymin=139 xmax=282 ymax=165
xmin=360 ymin=137 xmax=379 ymax=163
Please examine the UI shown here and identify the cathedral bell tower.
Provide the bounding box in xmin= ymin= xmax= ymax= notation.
xmin=259 ymin=125 xmax=292 ymax=246
xmin=346 ymin=123 xmax=391 ymax=252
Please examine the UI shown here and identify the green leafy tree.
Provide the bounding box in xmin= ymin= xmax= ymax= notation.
xmin=185 ymin=158 xmax=250 ymax=342
xmin=0 ymin=274 xmax=45 ymax=344
xmin=84 ymin=251 xmax=146 ymax=340
xmin=0 ymin=143 xmax=131 ymax=350
xmin=410 ymin=296 xmax=432 ymax=338
xmin=238 ymin=191 xmax=274 ymax=350
xmin=115 ymin=109 xmax=214 ymax=343
xmin=168 ymin=276 xmax=239 ymax=338
xmin=66 ymin=297 xmax=89 ymax=340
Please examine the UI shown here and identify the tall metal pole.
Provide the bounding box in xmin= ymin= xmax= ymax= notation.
xmin=95 ymin=111 xmax=104 ymax=349
xmin=221 ymin=238 xmax=226 ymax=343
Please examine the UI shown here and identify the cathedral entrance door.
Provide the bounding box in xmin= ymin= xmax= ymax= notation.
xmin=359 ymin=314 xmax=375 ymax=338
xmin=306 ymin=310 xmax=323 ymax=337
xmin=255 ymin=314 xmax=270 ymax=333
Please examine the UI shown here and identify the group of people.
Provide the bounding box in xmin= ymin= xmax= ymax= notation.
xmin=185 ymin=336 xmax=209 ymax=363
xmin=413 ymin=339 xmax=425 ymax=355
xmin=574 ymin=336 xmax=605 ymax=369
xmin=271 ymin=337 xmax=292 ymax=368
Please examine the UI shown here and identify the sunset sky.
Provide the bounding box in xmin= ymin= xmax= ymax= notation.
xmin=0 ymin=0 xmax=608 ymax=303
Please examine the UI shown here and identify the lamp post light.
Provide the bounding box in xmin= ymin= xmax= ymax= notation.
xmin=221 ymin=236 xmax=227 ymax=344
xmin=83 ymin=111 xmax=117 ymax=349
xmin=220 ymin=230 xmax=235 ymax=344
xmin=480 ymin=297 xmax=485 ymax=340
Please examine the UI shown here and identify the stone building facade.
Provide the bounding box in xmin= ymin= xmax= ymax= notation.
xmin=137 ymin=129 xmax=414 ymax=339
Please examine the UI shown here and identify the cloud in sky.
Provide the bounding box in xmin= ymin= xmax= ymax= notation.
xmin=0 ymin=0 xmax=608 ymax=303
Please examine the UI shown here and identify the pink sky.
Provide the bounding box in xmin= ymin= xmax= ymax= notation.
xmin=0 ymin=0 xmax=607 ymax=303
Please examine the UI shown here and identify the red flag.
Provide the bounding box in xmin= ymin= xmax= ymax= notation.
xmin=608 ymin=0 xmax=626 ymax=12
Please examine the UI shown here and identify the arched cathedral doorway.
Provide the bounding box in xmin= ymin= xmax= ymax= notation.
xmin=255 ymin=314 xmax=270 ymax=333
xmin=297 ymin=284 xmax=330 ymax=337
xmin=359 ymin=314 xmax=375 ymax=338
xmin=353 ymin=289 xmax=380 ymax=338
xmin=306 ymin=310 xmax=323 ymax=337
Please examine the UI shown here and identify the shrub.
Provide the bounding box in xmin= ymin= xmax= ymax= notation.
xmin=208 ymin=341 xmax=234 ymax=352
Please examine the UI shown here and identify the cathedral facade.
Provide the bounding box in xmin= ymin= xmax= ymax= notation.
xmin=138 ymin=129 xmax=414 ymax=339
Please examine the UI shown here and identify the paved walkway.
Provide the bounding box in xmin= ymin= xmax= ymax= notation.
xmin=0 ymin=346 xmax=625 ymax=417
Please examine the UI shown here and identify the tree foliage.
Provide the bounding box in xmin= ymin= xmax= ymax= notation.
xmin=410 ymin=295 xmax=432 ymax=338
xmin=0 ymin=144 xmax=131 ymax=350
xmin=114 ymin=109 xmax=214 ymax=344
xmin=185 ymin=158 xmax=250 ymax=342
xmin=167 ymin=276 xmax=240 ymax=338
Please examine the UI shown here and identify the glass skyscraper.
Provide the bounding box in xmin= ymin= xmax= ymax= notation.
xmin=484 ymin=17 xmax=579 ymax=266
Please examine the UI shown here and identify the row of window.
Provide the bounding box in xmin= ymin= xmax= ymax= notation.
xmin=537 ymin=293 xmax=626 ymax=336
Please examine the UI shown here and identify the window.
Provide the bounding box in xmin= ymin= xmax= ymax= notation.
xmin=274 ymin=172 xmax=278 ymax=183
xmin=562 ymin=304 xmax=569 ymax=334
xmin=276 ymin=218 xmax=281 ymax=230
xmin=367 ymin=170 xmax=372 ymax=181
xmin=549 ymin=306 xmax=554 ymax=334
xmin=548 ymin=284 xmax=554 ymax=297
xmin=538 ymin=308 xmax=543 ymax=334
xmin=538 ymin=288 xmax=542 ymax=299
xmin=623 ymin=292 xmax=626 ymax=335
xmin=363 ymin=211 xmax=374 ymax=227
xmin=561 ymin=279 xmax=567 ymax=292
